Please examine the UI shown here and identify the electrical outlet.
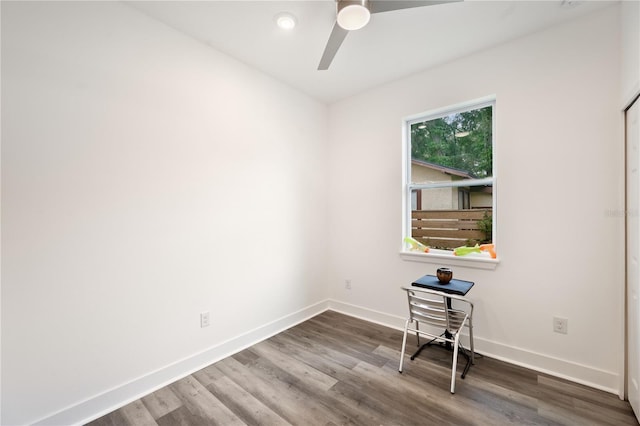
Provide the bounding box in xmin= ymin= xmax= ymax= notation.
xmin=345 ymin=279 xmax=352 ymax=290
xmin=200 ymin=311 xmax=210 ymax=328
xmin=553 ymin=317 xmax=568 ymax=334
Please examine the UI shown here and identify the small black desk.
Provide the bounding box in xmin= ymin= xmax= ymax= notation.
xmin=409 ymin=274 xmax=475 ymax=377
xmin=411 ymin=274 xmax=474 ymax=296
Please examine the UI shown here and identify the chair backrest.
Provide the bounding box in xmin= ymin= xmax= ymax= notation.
xmin=405 ymin=289 xmax=468 ymax=334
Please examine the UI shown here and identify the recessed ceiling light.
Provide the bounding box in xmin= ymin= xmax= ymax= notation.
xmin=275 ymin=12 xmax=297 ymax=30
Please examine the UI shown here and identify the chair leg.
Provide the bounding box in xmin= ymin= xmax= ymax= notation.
xmin=468 ymin=318 xmax=475 ymax=365
xmin=399 ymin=318 xmax=410 ymax=373
xmin=450 ymin=332 xmax=460 ymax=394
xmin=415 ymin=320 xmax=420 ymax=346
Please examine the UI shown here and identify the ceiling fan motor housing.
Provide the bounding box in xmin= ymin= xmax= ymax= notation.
xmin=337 ymin=0 xmax=371 ymax=31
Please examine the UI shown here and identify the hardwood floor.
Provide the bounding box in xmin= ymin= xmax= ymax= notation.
xmin=88 ymin=311 xmax=638 ymax=426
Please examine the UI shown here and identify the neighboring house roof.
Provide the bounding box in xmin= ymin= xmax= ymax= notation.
xmin=411 ymin=159 xmax=475 ymax=179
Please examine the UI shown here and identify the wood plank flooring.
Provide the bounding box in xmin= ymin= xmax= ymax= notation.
xmin=88 ymin=310 xmax=638 ymax=425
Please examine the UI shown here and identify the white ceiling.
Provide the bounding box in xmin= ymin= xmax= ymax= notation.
xmin=128 ymin=0 xmax=614 ymax=104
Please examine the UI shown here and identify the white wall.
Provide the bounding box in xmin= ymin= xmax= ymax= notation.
xmin=327 ymin=5 xmax=624 ymax=393
xmin=1 ymin=2 xmax=328 ymax=424
xmin=622 ymin=0 xmax=640 ymax=106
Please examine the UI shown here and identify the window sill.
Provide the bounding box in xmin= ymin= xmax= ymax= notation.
xmin=399 ymin=250 xmax=499 ymax=270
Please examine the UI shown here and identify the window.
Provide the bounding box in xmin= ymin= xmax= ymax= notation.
xmin=403 ymin=97 xmax=495 ymax=261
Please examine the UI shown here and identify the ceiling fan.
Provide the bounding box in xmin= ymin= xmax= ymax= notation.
xmin=318 ymin=0 xmax=461 ymax=70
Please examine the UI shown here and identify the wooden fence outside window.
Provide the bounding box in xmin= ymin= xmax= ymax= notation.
xmin=411 ymin=208 xmax=492 ymax=249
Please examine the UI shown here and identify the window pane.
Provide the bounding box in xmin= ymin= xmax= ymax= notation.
xmin=411 ymin=186 xmax=493 ymax=250
xmin=405 ymin=99 xmax=495 ymax=256
xmin=411 ymin=105 xmax=492 ymax=183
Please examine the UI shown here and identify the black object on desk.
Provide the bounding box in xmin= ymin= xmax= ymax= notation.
xmin=411 ymin=274 xmax=474 ymax=295
xmin=409 ymin=274 xmax=475 ymax=378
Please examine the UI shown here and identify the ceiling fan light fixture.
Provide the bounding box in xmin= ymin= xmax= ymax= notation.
xmin=337 ymin=0 xmax=371 ymax=31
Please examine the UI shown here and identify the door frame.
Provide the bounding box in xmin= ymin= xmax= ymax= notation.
xmin=624 ymin=91 xmax=640 ymax=416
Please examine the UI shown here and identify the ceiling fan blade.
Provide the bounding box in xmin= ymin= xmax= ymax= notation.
xmin=318 ymin=22 xmax=349 ymax=70
xmin=370 ymin=0 xmax=461 ymax=14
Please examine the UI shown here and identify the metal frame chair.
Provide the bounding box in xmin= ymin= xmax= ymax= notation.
xmin=398 ymin=286 xmax=474 ymax=393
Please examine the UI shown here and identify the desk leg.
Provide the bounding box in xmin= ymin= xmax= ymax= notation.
xmin=410 ymin=336 xmax=440 ymax=360
xmin=410 ymin=338 xmax=473 ymax=379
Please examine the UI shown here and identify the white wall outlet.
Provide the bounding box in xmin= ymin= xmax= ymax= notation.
xmin=200 ymin=311 xmax=210 ymax=328
xmin=345 ymin=279 xmax=352 ymax=290
xmin=553 ymin=316 xmax=568 ymax=334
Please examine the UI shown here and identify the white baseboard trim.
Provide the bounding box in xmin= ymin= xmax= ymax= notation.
xmin=475 ymin=337 xmax=620 ymax=395
xmin=328 ymin=299 xmax=620 ymax=396
xmin=328 ymin=299 xmax=407 ymax=330
xmin=33 ymin=300 xmax=330 ymax=426
xmin=33 ymin=298 xmax=621 ymax=425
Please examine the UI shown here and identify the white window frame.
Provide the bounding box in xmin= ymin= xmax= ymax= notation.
xmin=400 ymin=96 xmax=498 ymax=269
